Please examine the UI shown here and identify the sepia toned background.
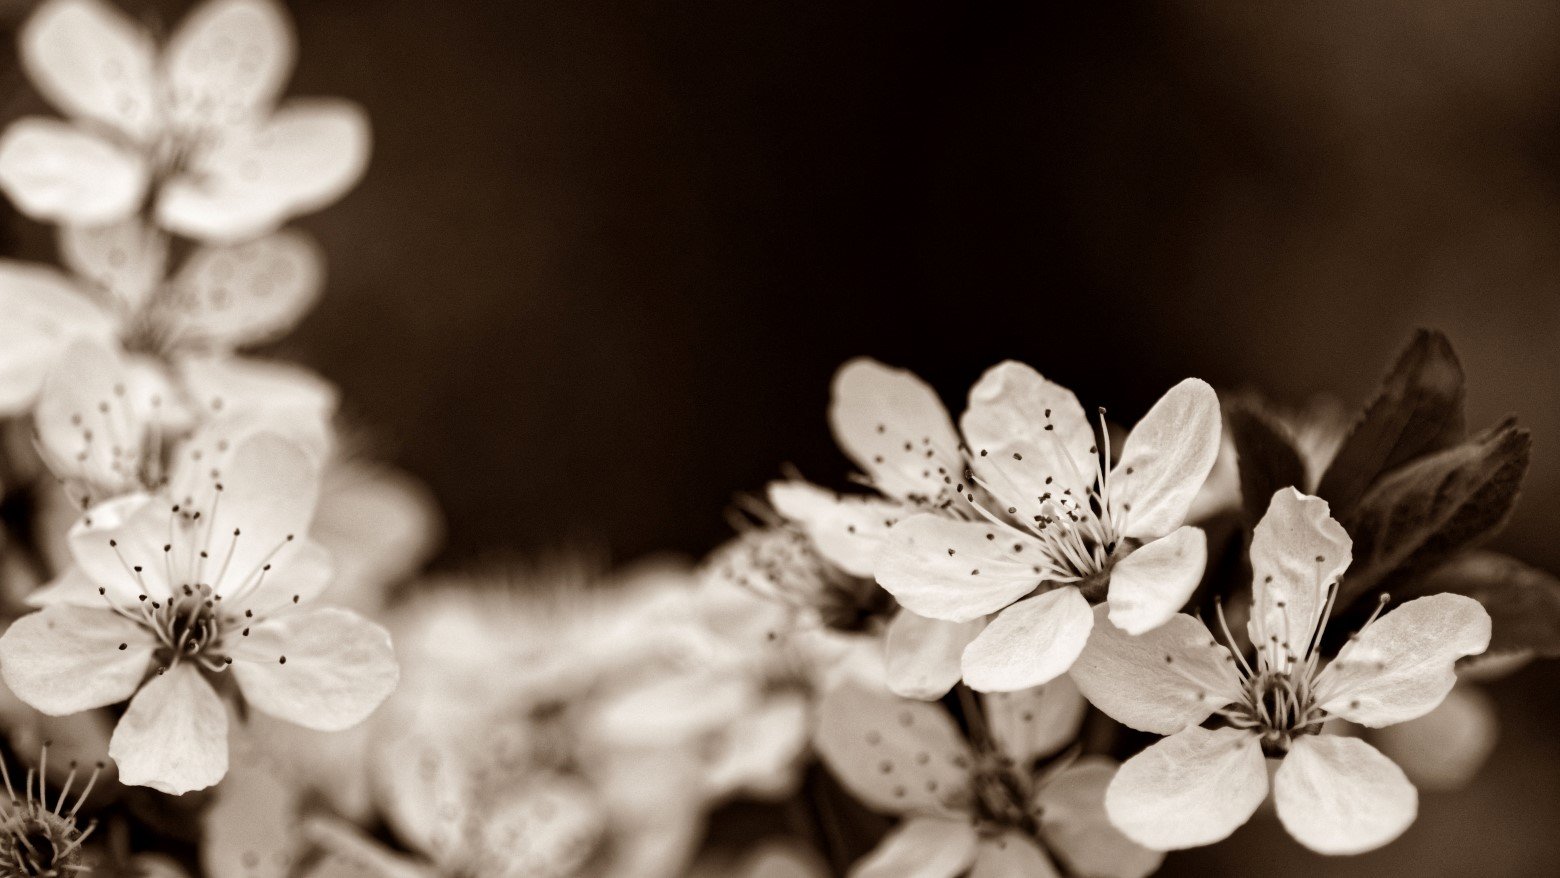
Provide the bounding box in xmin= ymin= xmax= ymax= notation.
xmin=5 ymin=1 xmax=1559 ymax=873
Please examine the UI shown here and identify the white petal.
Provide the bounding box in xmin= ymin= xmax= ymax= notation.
xmin=1036 ymin=757 xmax=1164 ymax=878
xmin=876 ymin=514 xmax=1041 ymax=622
xmin=159 ymin=100 xmax=370 ymax=242
xmin=982 ymin=675 xmax=1087 ymax=766
xmin=199 ymin=432 xmax=323 ymax=600
xmin=850 ymin=817 xmax=978 ymax=878
xmin=1246 ymin=487 xmax=1352 ymax=658
xmin=826 ymin=358 xmax=962 ymax=504
xmin=812 ymin=679 xmax=973 ymax=815
xmin=969 ymin=831 xmax=1058 ymax=878
xmin=1105 ymin=525 xmax=1206 ymax=635
xmin=176 ymin=355 xmax=338 ymax=457
xmin=201 ymin=740 xmax=304 ymax=878
xmin=0 ymin=606 xmax=152 ymax=714
xmin=165 ymin=0 xmax=295 ymax=132
xmin=0 ymin=261 xmax=114 ymax=413
xmin=0 ymin=118 xmax=146 ymax=225
xmin=961 ymin=587 xmax=1093 ymax=692
xmin=235 ymin=537 xmax=335 ymax=616
xmin=25 ymin=565 xmax=105 ymax=609
xmin=1070 ymin=605 xmax=1240 ymax=734
xmin=961 ymin=360 xmax=1096 ymax=514
xmin=1367 ymin=682 xmax=1498 ymax=790
xmin=767 ymin=480 xmax=900 ymax=578
xmin=374 ymin=731 xmax=475 ymax=861
xmin=110 ymin=664 xmax=229 ymax=794
xmin=884 ymin=611 xmax=983 ymax=701
xmin=1109 ymin=378 xmax=1222 ymax=541
xmin=311 ymin=460 xmax=441 ymax=613
xmin=1314 ymin=593 xmax=1491 ymax=727
xmin=704 ymin=693 xmax=809 ymax=798
xmin=58 ymin=218 xmax=166 ymax=312
xmin=1105 ymin=727 xmax=1268 ymax=850
xmin=1273 ymin=735 xmax=1416 ymax=855
xmin=20 ymin=0 xmax=159 ymax=139
xmin=231 ymin=607 xmax=398 ymax=731
xmin=68 ymin=492 xmax=176 ymax=602
xmin=34 ymin=338 xmax=149 ymax=493
xmin=162 ymin=230 xmax=324 ymax=349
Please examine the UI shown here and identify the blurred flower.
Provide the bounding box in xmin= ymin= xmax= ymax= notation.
xmin=0 ymin=0 xmax=369 ymax=240
xmin=1072 ymin=488 xmax=1491 ymax=854
xmin=0 ymin=744 xmax=104 ymax=877
xmin=0 ymin=433 xmax=397 ymax=794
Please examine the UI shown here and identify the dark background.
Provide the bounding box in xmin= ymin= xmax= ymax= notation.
xmin=8 ymin=0 xmax=1560 ymax=874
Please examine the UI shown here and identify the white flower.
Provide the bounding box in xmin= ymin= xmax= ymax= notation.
xmin=1070 ymin=487 xmax=1492 ymax=854
xmin=0 ymin=432 xmax=398 ymax=794
xmin=0 ymin=0 xmax=369 ymax=241
xmin=797 ymin=358 xmax=1220 ymax=694
xmin=813 ymin=676 xmax=1161 ymax=878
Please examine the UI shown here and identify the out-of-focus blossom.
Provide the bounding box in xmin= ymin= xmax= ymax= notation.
xmin=0 ymin=0 xmax=369 ymax=241
xmin=0 ymin=433 xmax=398 ymax=794
xmin=1072 ymin=488 xmax=1491 ymax=854
xmin=688 ymin=840 xmax=830 ymax=878
xmin=0 ymin=745 xmax=104 ymax=876
xmin=814 ymin=675 xmax=1160 ymax=878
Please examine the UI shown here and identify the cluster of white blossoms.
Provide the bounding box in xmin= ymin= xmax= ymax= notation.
xmin=0 ymin=1 xmax=1545 ymax=875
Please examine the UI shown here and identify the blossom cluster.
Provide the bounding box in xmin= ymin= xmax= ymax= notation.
xmin=0 ymin=1 xmax=1551 ymax=876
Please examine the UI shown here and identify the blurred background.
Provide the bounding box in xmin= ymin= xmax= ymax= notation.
xmin=5 ymin=0 xmax=1560 ymax=874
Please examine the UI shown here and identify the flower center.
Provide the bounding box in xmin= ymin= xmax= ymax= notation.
xmin=0 ymin=748 xmax=101 ymax=878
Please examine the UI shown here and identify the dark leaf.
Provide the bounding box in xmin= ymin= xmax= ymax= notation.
xmin=1316 ymin=329 xmax=1466 ymax=515
xmin=1337 ymin=418 xmax=1529 ymax=607
xmin=1226 ymin=400 xmax=1307 ymax=528
xmin=1398 ymin=551 xmax=1560 ymax=659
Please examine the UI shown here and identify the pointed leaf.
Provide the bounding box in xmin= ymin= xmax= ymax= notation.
xmin=1225 ymin=399 xmax=1306 ymax=528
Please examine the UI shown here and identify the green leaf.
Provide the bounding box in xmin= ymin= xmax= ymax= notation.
xmin=1226 ymin=400 xmax=1307 ymax=528
xmin=1398 ymin=551 xmax=1560 ymax=659
xmin=1337 ymin=418 xmax=1530 ymax=607
xmin=1316 ymin=329 xmax=1466 ymax=516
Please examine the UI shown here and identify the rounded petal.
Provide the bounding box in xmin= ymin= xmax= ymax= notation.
xmin=876 ymin=514 xmax=1041 ymax=623
xmin=1105 ymin=525 xmax=1206 ymax=635
xmin=1247 ymin=487 xmax=1352 ymax=656
xmin=981 ymin=675 xmax=1086 ymax=766
xmin=767 ymin=480 xmax=900 ymax=578
xmin=961 ymin=360 xmax=1096 ymax=514
xmin=110 ymin=664 xmax=229 ymax=794
xmin=198 ymin=432 xmax=323 ymax=600
xmin=0 ymin=606 xmax=152 ymax=715
xmin=159 ymin=100 xmax=370 ymax=242
xmin=58 ymin=219 xmax=167 ymax=312
xmin=1070 ymin=605 xmax=1240 ymax=734
xmin=970 ymin=831 xmax=1058 ymax=878
xmin=374 ymin=731 xmax=476 ymax=860
xmin=1105 ymin=727 xmax=1268 ymax=850
xmin=311 ymin=460 xmax=441 ymax=613
xmin=0 ymin=118 xmax=146 ymax=225
xmin=884 ymin=611 xmax=983 ymax=701
xmin=26 ymin=565 xmax=107 ymax=609
xmin=162 ymin=229 xmax=324 ymax=350
xmin=850 ymin=817 xmax=978 ymax=878
xmin=1037 ymin=757 xmax=1164 ymax=878
xmin=1110 ymin=378 xmax=1222 ymax=541
xmin=961 ymin=587 xmax=1092 ymax=692
xmin=1367 ymin=682 xmax=1498 ymax=790
xmin=826 ymin=358 xmax=962 ymax=504
xmin=236 ymin=538 xmax=335 ymax=616
xmin=1315 ymin=593 xmax=1491 ymax=727
xmin=1273 ymin=735 xmax=1416 ymax=855
xmin=201 ymin=741 xmax=304 ymax=878
xmin=176 ymin=355 xmax=339 ymax=457
xmin=0 ymin=261 xmax=115 ymax=413
xmin=231 ymin=607 xmax=398 ymax=731
xmin=20 ymin=0 xmax=159 ymax=139
xmin=165 ymin=0 xmax=295 ymax=131
xmin=69 ymin=492 xmax=175 ymax=602
xmin=34 ymin=338 xmax=149 ymax=493
xmin=812 ymin=679 xmax=973 ymax=815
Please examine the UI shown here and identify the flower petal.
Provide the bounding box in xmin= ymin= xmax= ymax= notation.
xmin=311 ymin=460 xmax=442 ymax=613
xmin=826 ymin=358 xmax=962 ymax=504
xmin=34 ymin=338 xmax=149 ymax=493
xmin=20 ymin=0 xmax=159 ymax=139
xmin=1104 ymin=726 xmax=1268 ymax=850
xmin=0 ymin=261 xmax=114 ymax=414
xmin=1247 ymin=487 xmax=1352 ymax=657
xmin=961 ymin=360 xmax=1096 ymax=516
xmin=165 ymin=0 xmax=295 ymax=132
xmin=198 ymin=432 xmax=323 ymax=601
xmin=26 ymin=565 xmax=105 ymax=609
xmin=0 ymin=606 xmax=152 ymax=714
xmin=1366 ymin=682 xmax=1498 ymax=790
xmin=982 ymin=675 xmax=1086 ymax=766
xmin=1109 ymin=378 xmax=1222 ymax=541
xmin=1314 ymin=593 xmax=1491 ymax=727
xmin=69 ymin=492 xmax=175 ymax=602
xmin=969 ymin=831 xmax=1058 ymax=878
xmin=201 ymin=739 xmax=304 ymax=878
xmin=1105 ymin=525 xmax=1206 ymax=635
xmin=876 ymin=514 xmax=1040 ymax=623
xmin=1036 ymin=757 xmax=1164 ymax=878
xmin=1273 ymin=734 xmax=1416 ymax=855
xmin=231 ymin=607 xmax=398 ymax=732
xmin=162 ymin=230 xmax=324 ymax=350
xmin=0 ymin=118 xmax=146 ymax=225
xmin=884 ymin=611 xmax=982 ymax=701
xmin=110 ymin=664 xmax=229 ymax=794
xmin=961 ymin=587 xmax=1092 ymax=692
xmin=767 ymin=479 xmax=900 ymax=578
xmin=58 ymin=219 xmax=167 ymax=312
xmin=850 ymin=817 xmax=978 ymax=878
xmin=1070 ymin=605 xmax=1240 ymax=734
xmin=813 ymin=679 xmax=973 ymax=815
xmin=159 ymin=100 xmax=370 ymax=242
xmin=176 ymin=355 xmax=339 ymax=458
